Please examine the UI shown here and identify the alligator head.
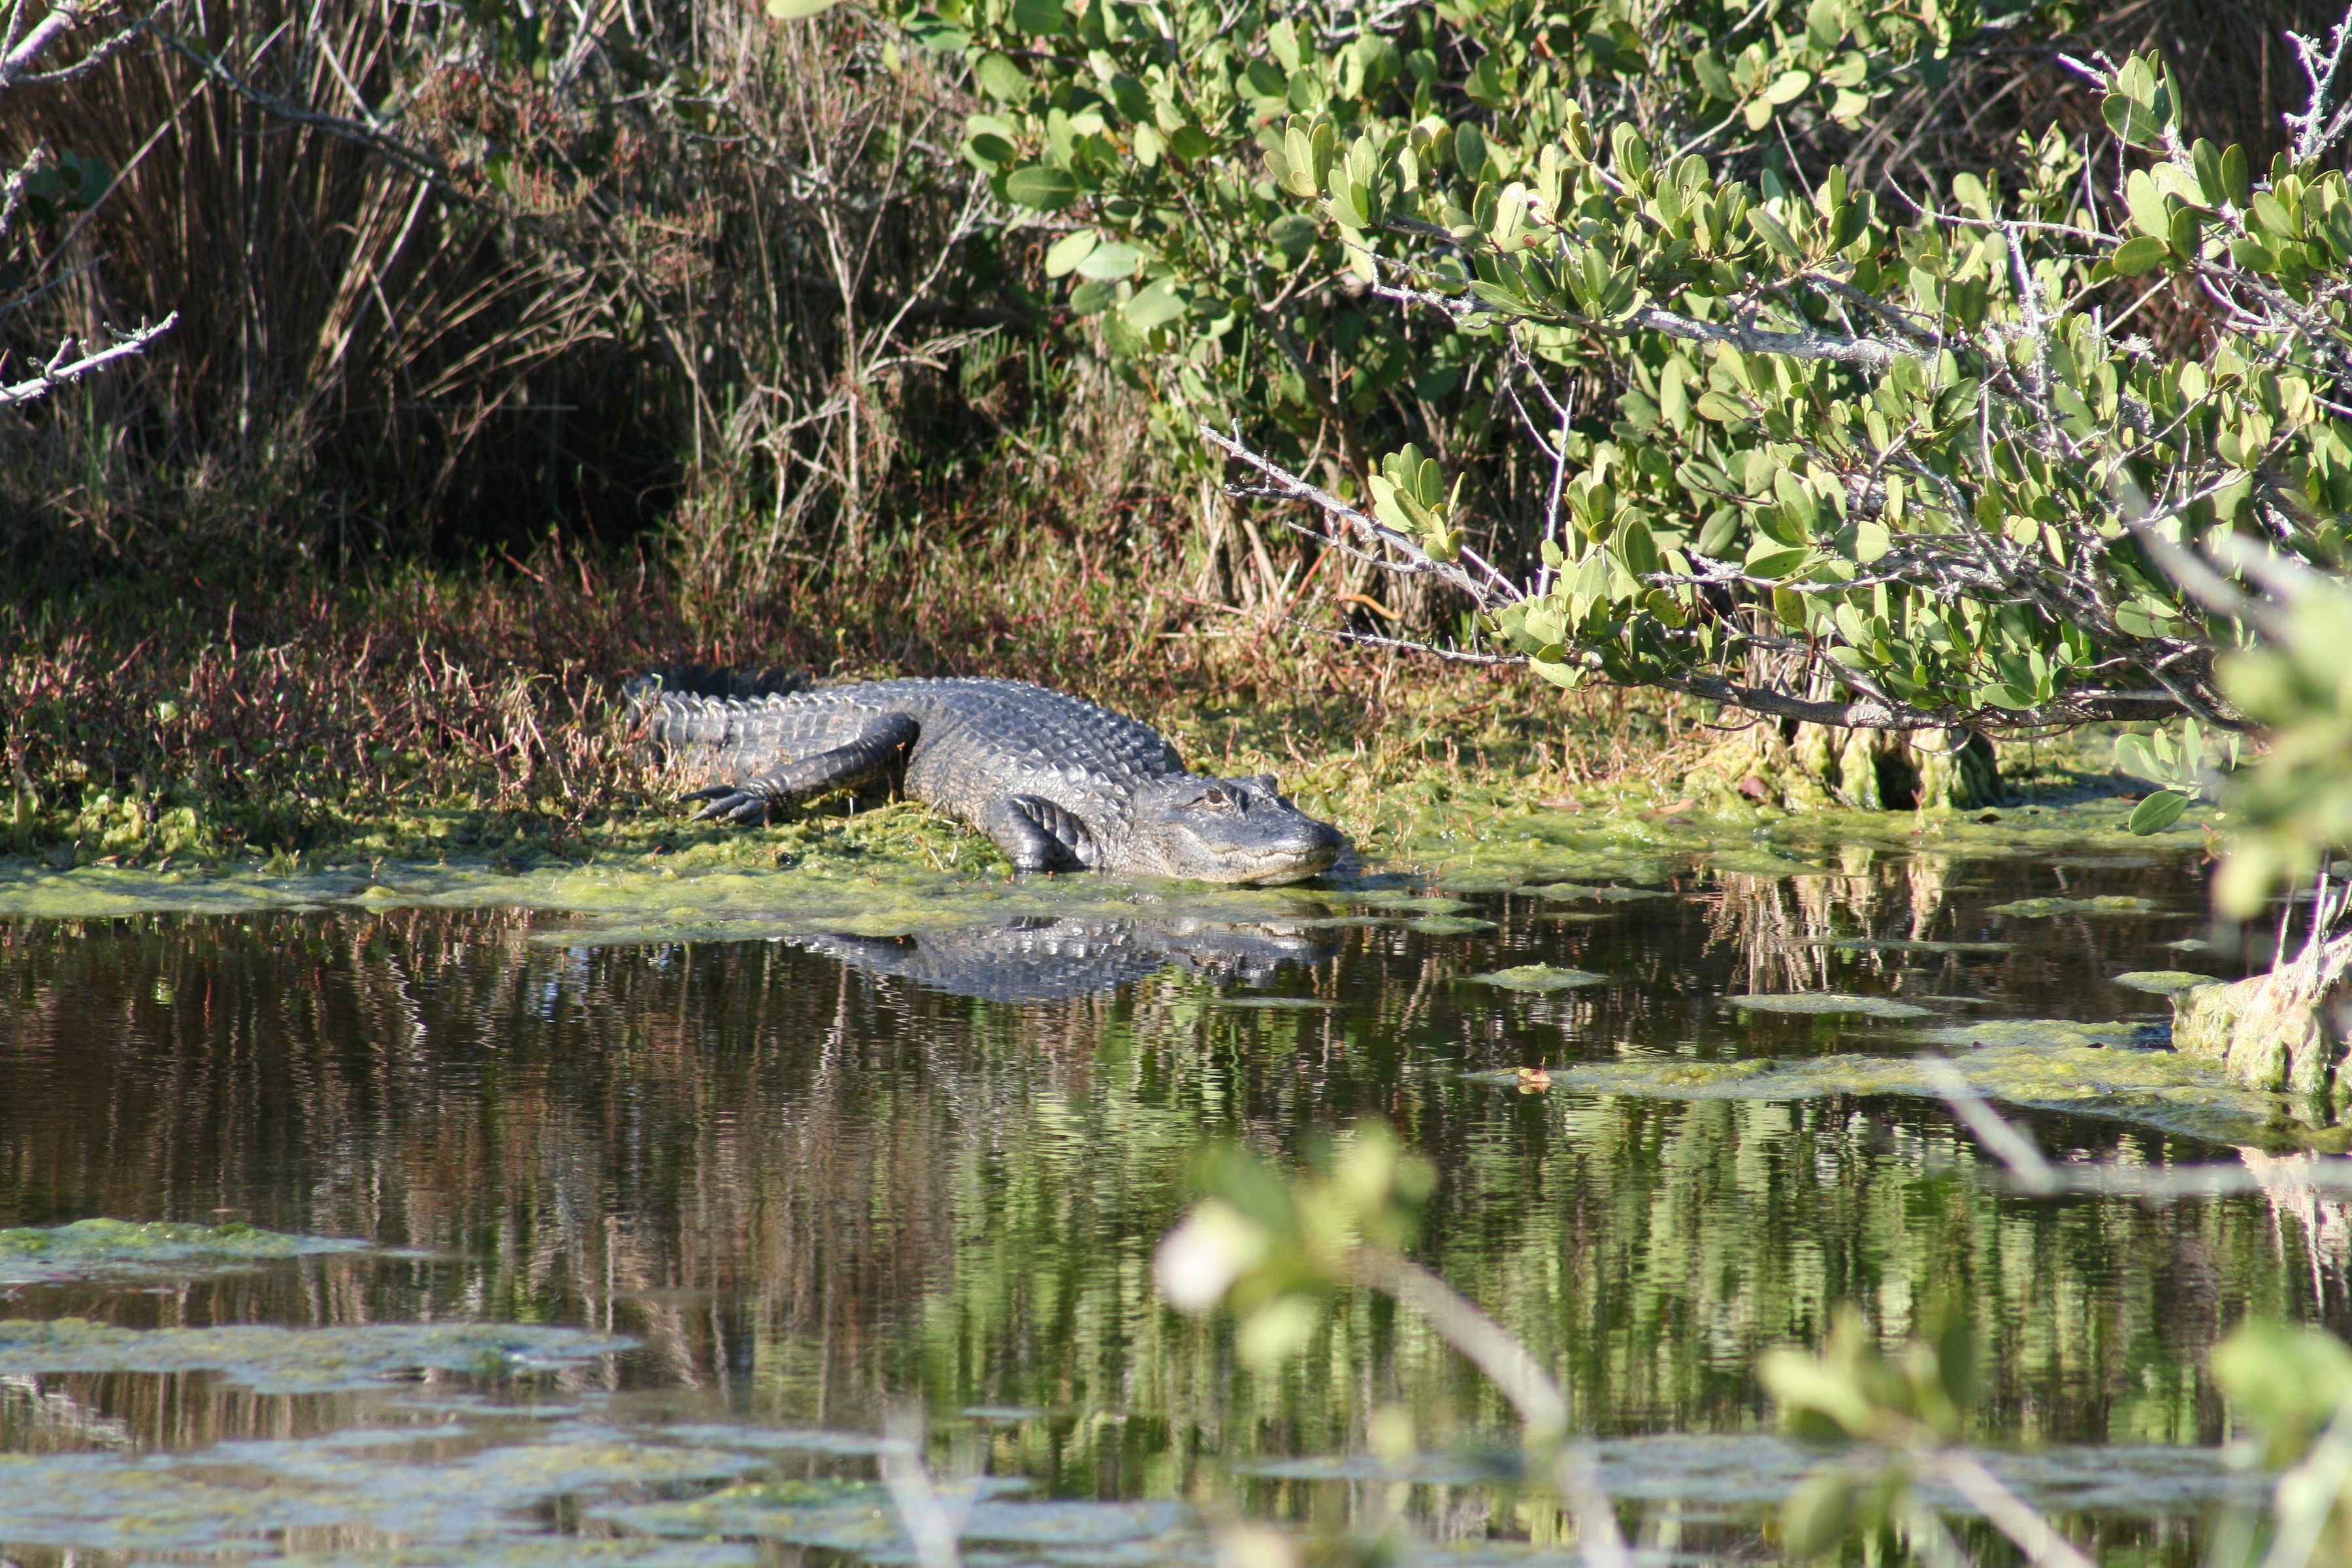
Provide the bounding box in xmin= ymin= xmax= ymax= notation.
xmin=1119 ymin=774 xmax=1347 ymax=885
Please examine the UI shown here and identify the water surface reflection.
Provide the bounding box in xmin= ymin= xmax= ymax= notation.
xmin=0 ymin=847 xmax=2338 ymax=1559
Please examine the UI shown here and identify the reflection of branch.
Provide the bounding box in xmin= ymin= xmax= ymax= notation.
xmin=1922 ymin=1054 xmax=2352 ymax=1200
xmin=0 ymin=315 xmax=176 ymax=406
xmin=1354 ymin=1246 xmax=1567 ymax=1439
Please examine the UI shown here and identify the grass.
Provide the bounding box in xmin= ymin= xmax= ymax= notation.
xmin=0 ymin=530 xmax=1715 ymax=879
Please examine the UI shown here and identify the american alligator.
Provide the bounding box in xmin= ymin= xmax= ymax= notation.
xmin=630 ymin=672 xmax=1348 ymax=885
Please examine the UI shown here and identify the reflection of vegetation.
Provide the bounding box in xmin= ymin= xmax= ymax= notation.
xmin=0 ymin=857 xmax=2322 ymax=1477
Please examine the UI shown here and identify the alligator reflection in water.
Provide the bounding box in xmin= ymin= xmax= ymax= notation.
xmin=795 ymin=915 xmax=1332 ymax=1001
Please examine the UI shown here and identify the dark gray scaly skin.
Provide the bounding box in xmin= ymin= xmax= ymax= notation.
xmin=796 ymin=916 xmax=1333 ymax=1003
xmin=630 ymin=673 xmax=1348 ymax=885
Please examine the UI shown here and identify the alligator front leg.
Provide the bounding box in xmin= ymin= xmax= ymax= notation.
xmin=985 ymin=794 xmax=1099 ymax=873
xmin=685 ymin=712 xmax=921 ymax=825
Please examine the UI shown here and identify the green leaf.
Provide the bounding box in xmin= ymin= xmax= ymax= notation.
xmin=1004 ymin=163 xmax=1081 ymax=210
xmin=1067 ymin=278 xmax=1117 ymax=315
xmin=1748 ymin=206 xmax=1803 ymax=260
xmin=1267 ymin=213 xmax=1319 ymax=259
xmin=765 ymin=0 xmax=840 ymax=17
xmin=2102 ymin=93 xmax=2163 ymax=148
xmin=974 ymin=53 xmax=1034 ymax=103
xmin=1124 ymin=278 xmax=1188 ymax=330
xmin=1075 ymin=240 xmax=1142 ymax=279
xmin=1763 ymin=69 xmax=1813 ymax=105
xmin=2114 ymin=732 xmax=2163 ymax=783
xmin=1168 ymin=125 xmax=1215 ymax=162
xmin=1695 ymin=508 xmax=1740 ymax=557
xmin=1782 ymin=1469 xmax=1857 ymax=1560
xmin=2221 ymin=142 xmax=2251 ymax=207
xmin=2191 ymin=139 xmax=2227 ymax=208
xmin=2108 ymin=235 xmax=2170 ymax=276
xmin=1744 ymin=539 xmax=1808 ymax=580
xmin=1009 ymin=0 xmax=1068 ymax=33
xmin=1043 ymin=230 xmax=1098 ymax=278
xmin=2127 ymin=790 xmax=2191 ymax=835
xmin=2125 ymin=170 xmax=2172 ymax=240
xmin=966 ymin=133 xmax=1017 ymax=171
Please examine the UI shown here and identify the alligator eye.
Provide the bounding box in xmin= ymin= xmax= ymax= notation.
xmin=1203 ymin=785 xmax=1231 ymax=808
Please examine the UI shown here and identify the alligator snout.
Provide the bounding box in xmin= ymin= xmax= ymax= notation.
xmin=1222 ymin=815 xmax=1346 ymax=885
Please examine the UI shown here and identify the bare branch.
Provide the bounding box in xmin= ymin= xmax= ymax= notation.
xmin=0 ymin=0 xmax=78 ymax=89
xmin=0 ymin=313 xmax=176 ymax=406
xmin=1198 ymin=423 xmax=1494 ymax=606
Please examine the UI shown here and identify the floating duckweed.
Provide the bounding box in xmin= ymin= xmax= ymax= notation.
xmin=1471 ymin=966 xmax=1610 ymax=992
xmin=1241 ymin=1433 xmax=2254 ymax=1516
xmin=0 ymin=1319 xmax=637 ymax=1394
xmin=0 ymin=854 xmax=1335 ymax=934
xmin=1729 ymin=993 xmax=1933 ymax=1019
xmin=284 ymin=1544 xmax=764 ymax=1568
xmin=600 ymin=1489 xmax=1198 ymax=1559
xmin=1406 ymin=915 xmax=1497 ymax=936
xmin=2114 ymin=971 xmax=2221 ymax=996
xmin=0 ymin=1425 xmax=768 ymax=1556
xmin=0 ymin=1218 xmax=372 ymax=1284
xmin=1336 ymin=892 xmax=1475 ymax=914
xmin=1985 ymin=895 xmax=2164 ymax=917
xmin=1211 ymin=995 xmax=1342 ymax=1010
xmin=1520 ymin=883 xmax=1669 ymax=903
xmin=1899 ymin=1019 xmax=2155 ymax=1050
xmin=1484 ymin=1030 xmax=2289 ymax=1144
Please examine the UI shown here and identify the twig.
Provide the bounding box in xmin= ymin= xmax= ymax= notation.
xmin=1918 ymin=1056 xmax=2063 ymax=1196
xmin=0 ymin=315 xmax=177 ymax=407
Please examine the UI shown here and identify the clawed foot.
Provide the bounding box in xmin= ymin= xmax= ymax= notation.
xmin=682 ymin=785 xmax=776 ymax=825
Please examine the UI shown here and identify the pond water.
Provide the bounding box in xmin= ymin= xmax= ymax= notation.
xmin=0 ymin=813 xmax=2342 ymax=1565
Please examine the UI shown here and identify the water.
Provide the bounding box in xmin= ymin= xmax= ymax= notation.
xmin=0 ymin=833 xmax=2338 ymax=1563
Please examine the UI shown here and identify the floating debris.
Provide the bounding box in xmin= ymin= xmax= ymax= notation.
xmin=0 ymin=1218 xmax=374 ymax=1286
xmin=1239 ymin=1433 xmax=2259 ymax=1515
xmin=1338 ymin=892 xmax=1476 ymax=915
xmin=1729 ymin=993 xmax=1933 ymax=1019
xmin=601 ymin=1487 xmax=1199 ymax=1561
xmin=1485 ymin=1020 xmax=2285 ymax=1144
xmin=1471 ymin=966 xmax=1610 ymax=992
xmin=1407 ymin=916 xmax=1498 ymax=936
xmin=2114 ymin=971 xmax=2221 ymax=996
xmin=1985 ymin=896 xmax=2164 ymax=917
xmin=1520 ymin=884 xmax=1669 ymax=903
xmin=1808 ymin=937 xmax=2015 ymax=955
xmin=0 ymin=1320 xmax=637 ymax=1395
